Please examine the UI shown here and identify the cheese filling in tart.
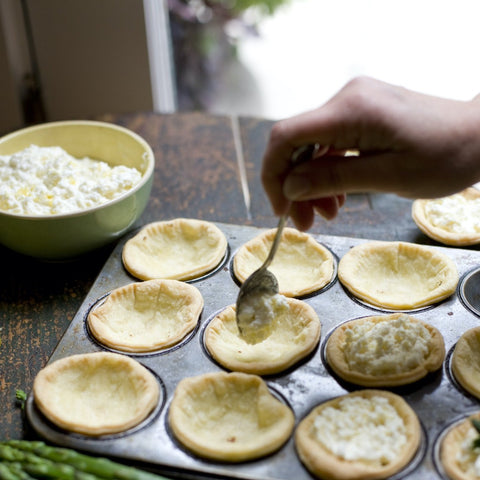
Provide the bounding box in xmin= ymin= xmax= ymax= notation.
xmin=122 ymin=218 xmax=227 ymax=281
xmin=33 ymin=352 xmax=160 ymax=436
xmin=456 ymin=426 xmax=480 ymax=478
xmin=295 ymin=390 xmax=421 ymax=480
xmin=412 ymin=187 xmax=480 ymax=246
xmin=204 ymin=298 xmax=321 ymax=375
xmin=313 ymin=395 xmax=407 ymax=464
xmin=236 ymin=291 xmax=288 ymax=344
xmin=440 ymin=413 xmax=480 ymax=480
xmin=343 ymin=316 xmax=429 ymax=374
xmin=326 ymin=313 xmax=445 ymax=387
xmin=168 ymin=371 xmax=295 ymax=462
xmin=87 ymin=279 xmax=204 ymax=353
xmin=233 ymin=227 xmax=334 ymax=297
xmin=338 ymin=241 xmax=458 ymax=310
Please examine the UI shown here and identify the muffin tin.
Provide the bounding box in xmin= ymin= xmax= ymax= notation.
xmin=26 ymin=222 xmax=480 ymax=480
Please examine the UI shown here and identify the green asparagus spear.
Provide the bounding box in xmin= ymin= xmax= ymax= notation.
xmin=0 ymin=444 xmax=75 ymax=479
xmin=22 ymin=462 xmax=99 ymax=480
xmin=0 ymin=462 xmax=24 ymax=480
xmin=5 ymin=462 xmax=54 ymax=480
xmin=11 ymin=463 xmax=38 ymax=480
xmin=0 ymin=445 xmax=29 ymax=463
xmin=14 ymin=390 xmax=27 ymax=411
xmin=0 ymin=441 xmax=170 ymax=480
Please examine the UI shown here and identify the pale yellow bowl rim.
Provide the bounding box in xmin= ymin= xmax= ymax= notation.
xmin=0 ymin=120 xmax=155 ymax=220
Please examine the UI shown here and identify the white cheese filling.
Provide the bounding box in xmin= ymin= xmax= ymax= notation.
xmin=343 ymin=315 xmax=430 ymax=375
xmin=0 ymin=144 xmax=142 ymax=215
xmin=313 ymin=395 xmax=407 ymax=464
xmin=237 ymin=292 xmax=288 ymax=343
xmin=424 ymin=194 xmax=480 ymax=234
xmin=457 ymin=424 xmax=480 ymax=476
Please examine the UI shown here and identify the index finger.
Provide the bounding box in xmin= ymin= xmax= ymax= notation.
xmin=261 ymin=109 xmax=340 ymax=215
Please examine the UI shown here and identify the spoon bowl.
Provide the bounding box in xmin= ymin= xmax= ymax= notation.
xmin=235 ymin=215 xmax=287 ymax=343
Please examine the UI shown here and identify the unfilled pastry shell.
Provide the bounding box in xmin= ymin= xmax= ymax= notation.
xmin=168 ymin=371 xmax=294 ymax=462
xmin=122 ymin=218 xmax=227 ymax=281
xmin=325 ymin=313 xmax=445 ymax=387
xmin=233 ymin=227 xmax=334 ymax=297
xmin=338 ymin=241 xmax=458 ymax=310
xmin=33 ymin=352 xmax=159 ymax=436
xmin=204 ymin=298 xmax=321 ymax=375
xmin=87 ymin=279 xmax=204 ymax=353
xmin=440 ymin=412 xmax=480 ymax=480
xmin=412 ymin=188 xmax=480 ymax=246
xmin=295 ymin=389 xmax=421 ymax=480
xmin=451 ymin=326 xmax=480 ymax=400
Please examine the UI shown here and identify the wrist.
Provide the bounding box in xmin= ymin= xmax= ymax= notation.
xmin=458 ymin=98 xmax=480 ymax=187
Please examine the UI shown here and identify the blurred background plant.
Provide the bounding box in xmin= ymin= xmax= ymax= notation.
xmin=168 ymin=0 xmax=291 ymax=110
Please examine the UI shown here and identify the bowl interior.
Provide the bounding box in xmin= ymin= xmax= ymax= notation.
xmin=0 ymin=121 xmax=153 ymax=175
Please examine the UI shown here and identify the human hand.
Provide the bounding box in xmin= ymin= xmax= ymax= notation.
xmin=261 ymin=76 xmax=480 ymax=230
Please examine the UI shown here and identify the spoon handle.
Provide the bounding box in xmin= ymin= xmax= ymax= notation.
xmin=262 ymin=214 xmax=287 ymax=270
xmin=261 ymin=144 xmax=317 ymax=270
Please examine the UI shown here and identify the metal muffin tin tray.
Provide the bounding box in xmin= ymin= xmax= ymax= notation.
xmin=27 ymin=222 xmax=480 ymax=480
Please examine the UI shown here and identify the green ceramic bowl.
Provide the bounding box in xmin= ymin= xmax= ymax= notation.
xmin=0 ymin=120 xmax=154 ymax=260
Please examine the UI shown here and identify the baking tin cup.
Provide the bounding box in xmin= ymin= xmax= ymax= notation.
xmin=459 ymin=266 xmax=480 ymax=317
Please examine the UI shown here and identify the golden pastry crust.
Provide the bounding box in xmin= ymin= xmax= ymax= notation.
xmin=168 ymin=371 xmax=295 ymax=462
xmin=33 ymin=352 xmax=159 ymax=436
xmin=412 ymin=188 xmax=480 ymax=246
xmin=204 ymin=298 xmax=321 ymax=375
xmin=295 ymin=390 xmax=421 ymax=480
xmin=451 ymin=327 xmax=480 ymax=400
xmin=325 ymin=313 xmax=445 ymax=387
xmin=122 ymin=218 xmax=227 ymax=281
xmin=87 ymin=279 xmax=204 ymax=353
xmin=233 ymin=227 xmax=334 ymax=297
xmin=338 ymin=241 xmax=458 ymax=310
xmin=440 ymin=412 xmax=480 ymax=480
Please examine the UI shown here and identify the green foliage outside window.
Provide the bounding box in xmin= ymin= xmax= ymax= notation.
xmin=168 ymin=0 xmax=292 ymax=110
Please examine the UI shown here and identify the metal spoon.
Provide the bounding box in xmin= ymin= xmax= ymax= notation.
xmin=235 ymin=144 xmax=317 ymax=343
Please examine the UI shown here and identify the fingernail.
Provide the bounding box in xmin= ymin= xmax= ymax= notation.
xmin=283 ymin=175 xmax=311 ymax=200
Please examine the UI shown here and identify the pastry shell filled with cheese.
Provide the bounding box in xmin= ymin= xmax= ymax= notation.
xmin=204 ymin=298 xmax=321 ymax=375
xmin=325 ymin=313 xmax=445 ymax=387
xmin=87 ymin=279 xmax=203 ymax=353
xmin=412 ymin=188 xmax=480 ymax=246
xmin=295 ymin=389 xmax=421 ymax=480
xmin=233 ymin=227 xmax=334 ymax=297
xmin=338 ymin=241 xmax=458 ymax=310
xmin=122 ymin=218 xmax=227 ymax=281
xmin=451 ymin=326 xmax=480 ymax=400
xmin=440 ymin=412 xmax=480 ymax=480
xmin=168 ymin=371 xmax=294 ymax=462
xmin=33 ymin=352 xmax=159 ymax=436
